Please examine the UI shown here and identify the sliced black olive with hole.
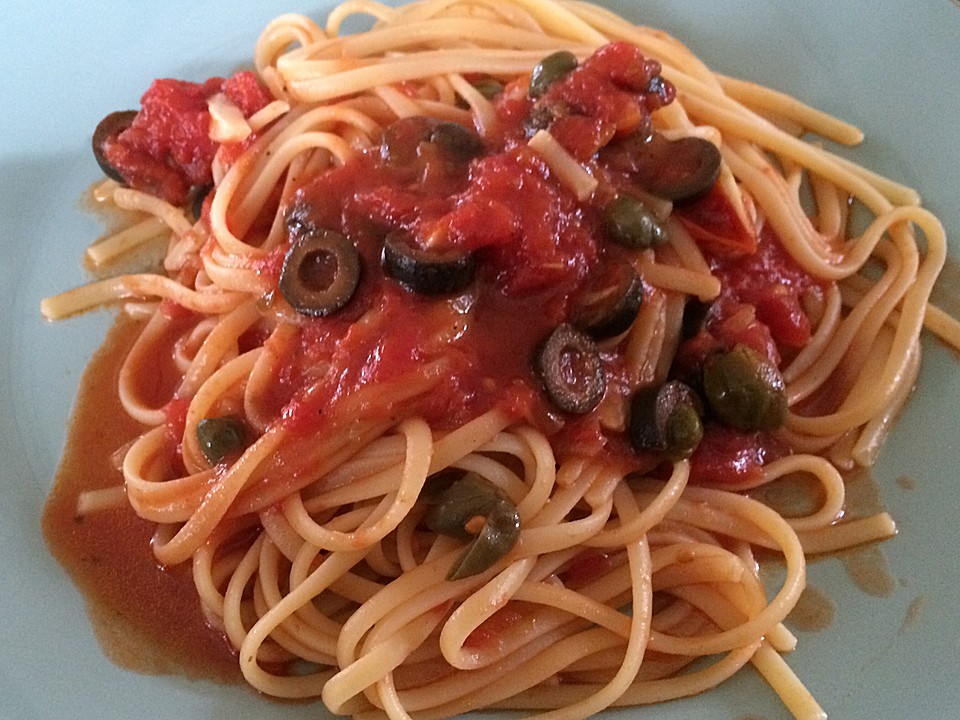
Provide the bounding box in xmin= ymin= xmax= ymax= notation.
xmin=529 ymin=50 xmax=578 ymax=98
xmin=603 ymin=195 xmax=669 ymax=249
xmin=629 ymin=380 xmax=704 ymax=460
xmin=425 ymin=472 xmax=521 ymax=580
xmin=534 ymin=324 xmax=606 ymax=414
xmin=92 ymin=110 xmax=137 ymax=183
xmin=630 ymin=133 xmax=722 ymax=202
xmin=382 ymin=231 xmax=476 ymax=296
xmin=278 ymin=229 xmax=361 ymax=316
xmin=702 ymin=344 xmax=787 ymax=431
xmin=570 ymin=262 xmax=645 ymax=340
xmin=196 ymin=415 xmax=248 ymax=465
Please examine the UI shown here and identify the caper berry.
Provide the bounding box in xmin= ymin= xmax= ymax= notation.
xmin=702 ymin=344 xmax=787 ymax=431
xmin=629 ymin=380 xmax=703 ymax=460
xmin=529 ymin=50 xmax=579 ymax=98
xmin=603 ymin=195 xmax=669 ymax=249
xmin=425 ymin=472 xmax=521 ymax=580
xmin=196 ymin=416 xmax=248 ymax=465
xmin=428 ymin=122 xmax=485 ymax=162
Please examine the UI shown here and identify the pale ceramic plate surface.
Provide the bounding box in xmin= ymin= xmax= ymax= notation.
xmin=2 ymin=1 xmax=958 ymax=718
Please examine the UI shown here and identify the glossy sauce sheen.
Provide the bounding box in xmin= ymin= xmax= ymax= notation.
xmin=45 ymin=41 xmax=830 ymax=684
xmin=42 ymin=315 xmax=240 ymax=682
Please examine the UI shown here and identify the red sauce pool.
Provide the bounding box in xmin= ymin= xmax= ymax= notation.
xmin=43 ymin=39 xmax=830 ymax=682
xmin=42 ymin=315 xmax=240 ymax=682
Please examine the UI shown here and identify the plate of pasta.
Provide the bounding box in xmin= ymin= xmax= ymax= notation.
xmin=3 ymin=1 xmax=960 ymax=719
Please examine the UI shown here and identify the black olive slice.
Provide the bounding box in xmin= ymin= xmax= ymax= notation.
xmin=278 ymin=229 xmax=361 ymax=317
xmin=630 ymin=133 xmax=722 ymax=202
xmin=629 ymin=380 xmax=704 ymax=460
xmin=597 ymin=124 xmax=655 ymax=172
xmin=570 ymin=263 xmax=645 ymax=340
xmin=92 ymin=110 xmax=138 ymax=183
xmin=381 ymin=116 xmax=485 ymax=168
xmin=534 ymin=324 xmax=606 ymax=414
xmin=702 ymin=344 xmax=787 ymax=431
xmin=381 ymin=231 xmax=476 ymax=296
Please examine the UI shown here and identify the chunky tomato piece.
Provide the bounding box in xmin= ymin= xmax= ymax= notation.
xmin=676 ymin=185 xmax=757 ymax=256
xmin=222 ymin=71 xmax=273 ymax=116
xmin=712 ymin=226 xmax=822 ymax=349
xmin=543 ymin=42 xmax=674 ymax=138
xmin=452 ymin=148 xmax=597 ymax=294
xmin=103 ymin=73 xmax=271 ymax=205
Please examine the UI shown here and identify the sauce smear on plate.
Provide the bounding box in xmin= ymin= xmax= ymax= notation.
xmin=42 ymin=314 xmax=240 ymax=683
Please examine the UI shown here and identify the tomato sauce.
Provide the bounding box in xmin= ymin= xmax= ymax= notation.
xmin=46 ymin=38 xmax=834 ymax=687
xmin=43 ymin=316 xmax=241 ymax=681
xmin=97 ymin=40 xmax=828 ymax=489
xmin=103 ymin=72 xmax=271 ymax=205
xmin=260 ymin=45 xmax=818 ymax=479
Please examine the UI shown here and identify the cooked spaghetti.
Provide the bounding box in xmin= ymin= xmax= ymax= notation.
xmin=41 ymin=1 xmax=958 ymax=719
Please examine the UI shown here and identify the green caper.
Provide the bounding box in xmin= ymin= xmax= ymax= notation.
xmin=471 ymin=78 xmax=504 ymax=100
xmin=448 ymin=498 xmax=521 ymax=580
xmin=529 ymin=50 xmax=579 ymax=98
xmin=196 ymin=416 xmax=248 ymax=465
xmin=425 ymin=472 xmax=521 ymax=580
xmin=702 ymin=344 xmax=787 ymax=431
xmin=425 ymin=472 xmax=497 ymax=539
xmin=428 ymin=122 xmax=485 ymax=162
xmin=603 ymin=195 xmax=669 ymax=249
xmin=664 ymin=401 xmax=704 ymax=460
xmin=629 ymin=380 xmax=703 ymax=460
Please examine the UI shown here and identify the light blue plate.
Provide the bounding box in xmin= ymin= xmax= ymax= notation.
xmin=2 ymin=1 xmax=958 ymax=718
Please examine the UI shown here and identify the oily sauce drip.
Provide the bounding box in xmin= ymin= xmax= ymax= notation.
xmin=41 ymin=314 xmax=241 ymax=683
xmin=836 ymin=469 xmax=897 ymax=598
xmin=787 ymin=583 xmax=837 ymax=633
